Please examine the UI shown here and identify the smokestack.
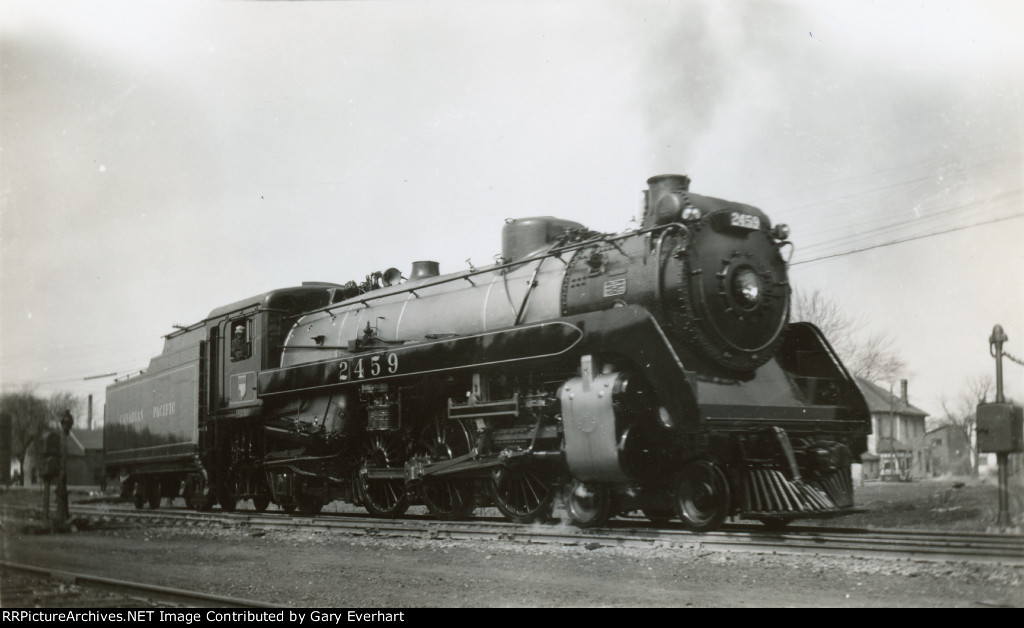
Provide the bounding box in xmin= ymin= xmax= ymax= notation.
xmin=900 ymin=379 xmax=908 ymax=406
xmin=644 ymin=174 xmax=691 ymax=229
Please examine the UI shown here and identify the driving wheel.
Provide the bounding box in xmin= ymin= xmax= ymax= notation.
xmin=357 ymin=433 xmax=410 ymax=517
xmin=417 ymin=416 xmax=475 ymax=520
xmin=488 ymin=465 xmax=555 ymax=524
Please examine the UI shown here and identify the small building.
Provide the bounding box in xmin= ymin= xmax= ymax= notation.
xmin=858 ymin=452 xmax=880 ymax=484
xmin=69 ymin=428 xmax=105 ymax=487
xmin=20 ymin=427 xmax=104 ymax=487
xmin=925 ymin=424 xmax=973 ymax=477
xmin=857 ymin=378 xmax=929 ymax=481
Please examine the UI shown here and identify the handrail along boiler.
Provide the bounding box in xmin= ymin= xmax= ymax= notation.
xmin=104 ymin=174 xmax=870 ymax=530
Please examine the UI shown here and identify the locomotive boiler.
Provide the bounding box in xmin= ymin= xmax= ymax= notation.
xmin=104 ymin=174 xmax=870 ymax=530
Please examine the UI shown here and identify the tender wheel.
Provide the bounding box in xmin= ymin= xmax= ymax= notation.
xmin=565 ymin=480 xmax=612 ymax=528
xmin=417 ymin=417 xmax=475 ymax=521
xmin=252 ymin=495 xmax=271 ymax=512
xmin=147 ymin=479 xmax=161 ymax=509
xmin=674 ymin=460 xmax=730 ymax=532
xmin=187 ymin=487 xmax=212 ymax=511
xmin=133 ymin=483 xmax=145 ymax=510
xmin=217 ymin=480 xmax=237 ymax=513
xmin=280 ymin=503 xmax=297 ymax=514
xmin=489 ymin=465 xmax=555 ymax=524
xmin=185 ymin=475 xmax=213 ymax=512
xmin=357 ymin=433 xmax=410 ymax=518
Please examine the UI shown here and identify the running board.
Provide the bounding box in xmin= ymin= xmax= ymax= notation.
xmin=362 ymin=449 xmax=564 ymax=483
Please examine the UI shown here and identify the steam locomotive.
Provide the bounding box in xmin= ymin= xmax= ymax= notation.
xmin=104 ymin=174 xmax=870 ymax=531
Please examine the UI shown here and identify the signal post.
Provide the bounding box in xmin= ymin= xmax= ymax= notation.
xmin=976 ymin=325 xmax=1023 ymax=529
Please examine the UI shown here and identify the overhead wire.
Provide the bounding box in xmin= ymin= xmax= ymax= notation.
xmin=751 ymin=144 xmax=1021 ymax=201
xmin=766 ymin=149 xmax=1023 ymax=266
xmin=795 ymin=189 xmax=1022 ymax=256
xmin=791 ymin=212 xmax=1024 ymax=267
xmin=762 ymin=154 xmax=1021 ymax=234
xmin=777 ymin=167 xmax=1020 ymax=240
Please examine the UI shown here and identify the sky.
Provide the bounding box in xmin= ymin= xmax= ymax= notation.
xmin=1 ymin=0 xmax=1022 ymax=426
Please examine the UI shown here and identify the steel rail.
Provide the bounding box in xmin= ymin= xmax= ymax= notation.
xmin=45 ymin=503 xmax=1024 ymax=565
xmin=0 ymin=560 xmax=279 ymax=608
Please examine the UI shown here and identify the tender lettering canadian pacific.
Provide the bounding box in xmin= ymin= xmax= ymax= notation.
xmin=118 ymin=409 xmax=144 ymax=425
xmin=152 ymin=401 xmax=176 ymax=417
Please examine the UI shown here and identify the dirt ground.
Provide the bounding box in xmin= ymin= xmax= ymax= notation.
xmin=774 ymin=474 xmax=1024 ymax=533
xmin=1 ymin=477 xmax=1022 ymax=608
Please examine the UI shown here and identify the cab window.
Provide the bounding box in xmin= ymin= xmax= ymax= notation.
xmin=230 ymin=320 xmax=251 ymax=361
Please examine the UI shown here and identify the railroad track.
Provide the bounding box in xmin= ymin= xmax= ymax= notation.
xmin=13 ymin=502 xmax=1021 ymax=565
xmin=0 ymin=561 xmax=277 ymax=608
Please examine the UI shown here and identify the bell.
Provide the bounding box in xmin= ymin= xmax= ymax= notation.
xmin=381 ymin=267 xmax=403 ymax=287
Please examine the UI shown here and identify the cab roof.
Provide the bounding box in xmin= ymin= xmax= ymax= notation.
xmin=205 ymin=284 xmax=343 ymax=320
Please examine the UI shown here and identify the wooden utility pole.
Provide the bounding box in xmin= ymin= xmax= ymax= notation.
xmin=54 ymin=410 xmax=74 ymax=529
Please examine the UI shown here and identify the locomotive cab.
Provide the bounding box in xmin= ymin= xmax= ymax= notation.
xmin=103 ymin=282 xmax=342 ymax=511
xmin=205 ymin=285 xmax=340 ymax=414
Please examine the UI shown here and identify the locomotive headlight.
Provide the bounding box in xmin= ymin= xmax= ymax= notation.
xmin=732 ymin=268 xmax=762 ymax=307
xmin=771 ymin=223 xmax=790 ymax=241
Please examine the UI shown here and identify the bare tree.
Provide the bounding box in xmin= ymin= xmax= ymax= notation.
xmin=791 ymin=288 xmax=907 ymax=384
xmin=791 ymin=288 xmax=865 ymax=350
xmin=939 ymin=375 xmax=993 ymax=477
xmin=46 ymin=391 xmax=83 ymax=429
xmin=847 ymin=332 xmax=908 ymax=384
xmin=0 ymin=385 xmax=49 ymax=484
